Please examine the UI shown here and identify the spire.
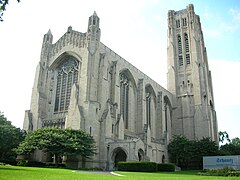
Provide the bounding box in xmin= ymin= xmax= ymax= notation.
xmin=47 ymin=29 xmax=52 ymax=35
xmin=93 ymin=11 xmax=97 ymax=16
xmin=43 ymin=29 xmax=53 ymax=44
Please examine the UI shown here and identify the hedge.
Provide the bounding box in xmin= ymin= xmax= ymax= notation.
xmin=117 ymin=161 xmax=157 ymax=172
xmin=157 ymin=163 xmax=175 ymax=172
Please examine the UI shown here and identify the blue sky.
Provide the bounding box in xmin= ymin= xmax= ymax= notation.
xmin=0 ymin=0 xmax=239 ymax=139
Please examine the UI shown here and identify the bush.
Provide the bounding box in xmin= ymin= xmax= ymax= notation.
xmin=77 ymin=167 xmax=103 ymax=171
xmin=0 ymin=159 xmax=17 ymax=166
xmin=157 ymin=163 xmax=175 ymax=172
xmin=117 ymin=162 xmax=157 ymax=172
xmin=198 ymin=167 xmax=240 ymax=177
xmin=45 ymin=163 xmax=66 ymax=168
xmin=17 ymin=160 xmax=46 ymax=167
xmin=27 ymin=161 xmax=46 ymax=167
xmin=17 ymin=160 xmax=28 ymax=166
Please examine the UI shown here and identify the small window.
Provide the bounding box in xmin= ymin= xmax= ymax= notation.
xmin=177 ymin=35 xmax=182 ymax=54
xmin=184 ymin=33 xmax=189 ymax=53
xmin=176 ymin=20 xmax=180 ymax=28
xmin=182 ymin=18 xmax=187 ymax=26
xmin=90 ymin=127 xmax=92 ymax=136
xmin=179 ymin=55 xmax=183 ymax=66
xmin=186 ymin=54 xmax=190 ymax=64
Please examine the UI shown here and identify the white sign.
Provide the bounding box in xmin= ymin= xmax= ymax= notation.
xmin=203 ymin=155 xmax=240 ymax=170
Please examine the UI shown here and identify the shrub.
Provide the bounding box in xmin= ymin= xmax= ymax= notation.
xmin=0 ymin=159 xmax=17 ymax=166
xmin=117 ymin=161 xmax=157 ymax=172
xmin=45 ymin=163 xmax=66 ymax=168
xmin=157 ymin=163 xmax=175 ymax=172
xmin=17 ymin=160 xmax=28 ymax=166
xmin=77 ymin=167 xmax=103 ymax=171
xmin=198 ymin=167 xmax=240 ymax=177
xmin=27 ymin=161 xmax=46 ymax=167
xmin=17 ymin=160 xmax=46 ymax=167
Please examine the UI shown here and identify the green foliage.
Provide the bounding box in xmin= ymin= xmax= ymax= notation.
xmin=198 ymin=167 xmax=240 ymax=177
xmin=168 ymin=135 xmax=194 ymax=169
xmin=219 ymin=137 xmax=240 ymax=155
xmin=157 ymin=163 xmax=175 ymax=172
xmin=168 ymin=135 xmax=218 ymax=169
xmin=0 ymin=0 xmax=20 ymax=21
xmin=17 ymin=160 xmax=28 ymax=166
xmin=16 ymin=128 xmax=96 ymax=165
xmin=117 ymin=161 xmax=157 ymax=172
xmin=231 ymin=137 xmax=240 ymax=146
xmin=219 ymin=131 xmax=230 ymax=143
xmin=0 ymin=112 xmax=26 ymax=161
xmin=17 ymin=160 xmax=47 ymax=167
xmin=77 ymin=167 xmax=103 ymax=171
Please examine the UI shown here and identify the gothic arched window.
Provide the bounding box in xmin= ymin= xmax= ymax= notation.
xmin=184 ymin=33 xmax=191 ymax=64
xmin=54 ymin=57 xmax=79 ymax=112
xmin=120 ymin=73 xmax=129 ymax=129
xmin=178 ymin=35 xmax=183 ymax=66
xmin=146 ymin=92 xmax=151 ymax=127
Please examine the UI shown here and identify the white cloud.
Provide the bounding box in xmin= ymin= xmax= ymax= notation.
xmin=230 ymin=8 xmax=240 ymax=22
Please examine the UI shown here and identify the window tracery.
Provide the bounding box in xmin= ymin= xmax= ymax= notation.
xmin=54 ymin=57 xmax=79 ymax=112
xmin=184 ymin=33 xmax=190 ymax=64
xmin=146 ymin=92 xmax=151 ymax=127
xmin=120 ymin=73 xmax=129 ymax=129
xmin=178 ymin=35 xmax=183 ymax=66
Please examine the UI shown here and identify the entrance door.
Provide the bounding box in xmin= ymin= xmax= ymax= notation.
xmin=113 ymin=148 xmax=127 ymax=168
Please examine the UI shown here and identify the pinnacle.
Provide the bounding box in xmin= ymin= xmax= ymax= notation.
xmin=47 ymin=29 xmax=52 ymax=35
xmin=93 ymin=11 xmax=98 ymax=16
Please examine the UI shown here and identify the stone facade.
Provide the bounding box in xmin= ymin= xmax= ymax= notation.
xmin=23 ymin=5 xmax=218 ymax=169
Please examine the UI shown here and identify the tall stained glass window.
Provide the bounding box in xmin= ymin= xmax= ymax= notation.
xmin=54 ymin=57 xmax=79 ymax=112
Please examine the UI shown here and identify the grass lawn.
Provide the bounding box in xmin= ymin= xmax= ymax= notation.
xmin=1 ymin=165 xmax=239 ymax=180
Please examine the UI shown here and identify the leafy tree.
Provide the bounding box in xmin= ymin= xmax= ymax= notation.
xmin=168 ymin=135 xmax=218 ymax=169
xmin=231 ymin=137 xmax=240 ymax=146
xmin=16 ymin=128 xmax=96 ymax=165
xmin=168 ymin=135 xmax=194 ymax=169
xmin=0 ymin=112 xmax=25 ymax=161
xmin=0 ymin=0 xmax=20 ymax=21
xmin=219 ymin=137 xmax=240 ymax=155
xmin=219 ymin=131 xmax=230 ymax=143
xmin=192 ymin=137 xmax=218 ymax=169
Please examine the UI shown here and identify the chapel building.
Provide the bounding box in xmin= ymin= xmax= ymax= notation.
xmin=23 ymin=4 xmax=218 ymax=169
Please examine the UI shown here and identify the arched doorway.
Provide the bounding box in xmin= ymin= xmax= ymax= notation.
xmin=138 ymin=149 xmax=144 ymax=161
xmin=162 ymin=155 xmax=165 ymax=163
xmin=112 ymin=147 xmax=127 ymax=168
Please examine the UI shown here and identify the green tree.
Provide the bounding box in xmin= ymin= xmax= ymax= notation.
xmin=168 ymin=135 xmax=194 ymax=169
xmin=168 ymin=135 xmax=218 ymax=169
xmin=16 ymin=128 xmax=96 ymax=165
xmin=219 ymin=131 xmax=230 ymax=143
xmin=219 ymin=137 xmax=240 ymax=155
xmin=0 ymin=112 xmax=25 ymax=161
xmin=0 ymin=0 xmax=20 ymax=21
xmin=192 ymin=137 xmax=218 ymax=169
xmin=231 ymin=137 xmax=240 ymax=146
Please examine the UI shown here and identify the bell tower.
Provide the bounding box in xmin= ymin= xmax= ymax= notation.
xmin=167 ymin=4 xmax=218 ymax=141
